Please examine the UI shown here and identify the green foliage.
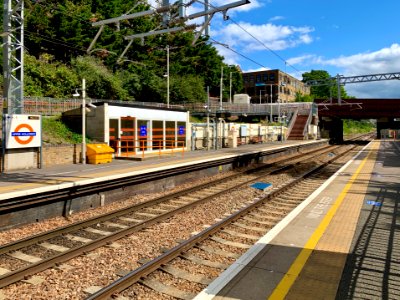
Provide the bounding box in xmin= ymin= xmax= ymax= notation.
xmin=343 ymin=119 xmax=375 ymax=135
xmin=169 ymin=75 xmax=206 ymax=104
xmin=72 ymin=56 xmax=129 ymax=100
xmin=302 ymin=70 xmax=351 ymax=99
xmin=295 ymin=91 xmax=314 ymax=102
xmin=42 ymin=115 xmax=88 ymax=144
xmin=11 ymin=2 xmax=240 ymax=102
xmin=25 ymin=54 xmax=79 ymax=97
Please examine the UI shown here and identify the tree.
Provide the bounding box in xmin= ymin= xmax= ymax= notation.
xmin=72 ymin=56 xmax=128 ymax=100
xmin=169 ymin=75 xmax=206 ymax=104
xmin=295 ymin=92 xmax=314 ymax=102
xmin=24 ymin=53 xmax=79 ymax=98
xmin=302 ymin=70 xmax=351 ymax=99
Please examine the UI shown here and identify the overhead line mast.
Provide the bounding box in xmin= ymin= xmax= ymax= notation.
xmin=2 ymin=0 xmax=24 ymax=115
xmin=305 ymin=72 xmax=400 ymax=104
xmin=87 ymin=0 xmax=250 ymax=59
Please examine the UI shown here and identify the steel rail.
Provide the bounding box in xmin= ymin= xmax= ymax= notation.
xmin=87 ymin=142 xmax=362 ymax=300
xmin=0 ymin=146 xmax=302 ymax=213
xmin=0 ymin=142 xmax=337 ymax=254
xmin=0 ymin=143 xmax=340 ymax=288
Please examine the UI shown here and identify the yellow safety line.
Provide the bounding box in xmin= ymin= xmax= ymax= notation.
xmin=268 ymin=142 xmax=375 ymax=300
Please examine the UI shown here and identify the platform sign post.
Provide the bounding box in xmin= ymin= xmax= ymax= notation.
xmin=140 ymin=125 xmax=147 ymax=137
xmin=5 ymin=114 xmax=42 ymax=149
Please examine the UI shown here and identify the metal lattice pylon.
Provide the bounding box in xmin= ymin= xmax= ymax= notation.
xmin=2 ymin=0 xmax=24 ymax=114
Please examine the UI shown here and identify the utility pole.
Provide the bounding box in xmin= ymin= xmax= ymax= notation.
xmin=2 ymin=0 xmax=24 ymax=173
xmin=3 ymin=0 xmax=24 ymax=114
xmin=82 ymin=79 xmax=86 ymax=165
xmin=229 ymin=72 xmax=232 ymax=103
xmin=166 ymin=45 xmax=170 ymax=108
xmin=220 ymin=66 xmax=223 ymax=111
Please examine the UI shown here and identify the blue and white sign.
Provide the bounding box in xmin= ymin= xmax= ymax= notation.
xmin=178 ymin=126 xmax=185 ymax=135
xmin=140 ymin=125 xmax=147 ymax=137
xmin=6 ymin=114 xmax=42 ymax=149
xmin=366 ymin=200 xmax=382 ymax=207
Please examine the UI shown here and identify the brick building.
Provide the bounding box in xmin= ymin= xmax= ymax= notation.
xmin=242 ymin=69 xmax=310 ymax=103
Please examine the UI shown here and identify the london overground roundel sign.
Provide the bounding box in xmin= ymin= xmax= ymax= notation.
xmin=5 ymin=114 xmax=42 ymax=149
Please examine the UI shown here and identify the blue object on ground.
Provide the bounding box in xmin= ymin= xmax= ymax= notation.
xmin=250 ymin=182 xmax=273 ymax=191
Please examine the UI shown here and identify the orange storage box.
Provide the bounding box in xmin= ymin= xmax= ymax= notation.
xmin=86 ymin=144 xmax=114 ymax=164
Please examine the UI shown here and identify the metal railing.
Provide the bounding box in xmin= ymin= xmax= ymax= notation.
xmin=0 ymin=97 xmax=315 ymax=117
xmin=115 ymin=139 xmax=185 ymax=159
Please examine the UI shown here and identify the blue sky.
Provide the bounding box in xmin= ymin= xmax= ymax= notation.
xmin=150 ymin=0 xmax=400 ymax=98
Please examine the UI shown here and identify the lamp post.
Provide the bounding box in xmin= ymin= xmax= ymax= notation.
xmin=166 ymin=45 xmax=170 ymax=108
xmin=220 ymin=66 xmax=223 ymax=111
xmin=229 ymin=72 xmax=232 ymax=103
xmin=206 ymin=86 xmax=210 ymax=151
xmin=73 ymin=78 xmax=86 ymax=164
xmin=265 ymin=84 xmax=274 ymax=122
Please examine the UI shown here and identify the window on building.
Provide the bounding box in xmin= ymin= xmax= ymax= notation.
xmin=263 ymin=74 xmax=268 ymax=81
xmin=250 ymin=75 xmax=254 ymax=82
xmin=269 ymin=73 xmax=275 ymax=81
xmin=256 ymin=75 xmax=261 ymax=82
xmin=243 ymin=75 xmax=248 ymax=82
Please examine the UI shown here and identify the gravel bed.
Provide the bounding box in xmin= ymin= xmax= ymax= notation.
xmin=0 ymin=146 xmax=359 ymax=299
xmin=170 ymin=257 xmax=222 ymax=278
xmin=71 ymin=229 xmax=104 ymax=240
xmin=0 ymin=171 xmax=238 ymax=246
xmin=2 ymin=168 xmax=259 ymax=299
xmin=46 ymin=236 xmax=84 ymax=249
xmin=122 ymin=283 xmax=176 ymax=300
xmin=20 ymin=245 xmax=59 ymax=260
xmin=150 ymin=270 xmax=205 ymax=293
xmin=216 ymin=231 xmax=257 ymax=246
xmin=0 ymin=254 xmax=29 ymax=270
xmin=201 ymin=239 xmax=246 ymax=255
xmin=188 ymin=247 xmax=236 ymax=265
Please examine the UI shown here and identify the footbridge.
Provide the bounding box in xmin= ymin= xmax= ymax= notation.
xmin=315 ymin=98 xmax=400 ymax=142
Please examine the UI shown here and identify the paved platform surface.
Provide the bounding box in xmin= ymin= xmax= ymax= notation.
xmin=0 ymin=140 xmax=323 ymax=200
xmin=195 ymin=140 xmax=400 ymax=300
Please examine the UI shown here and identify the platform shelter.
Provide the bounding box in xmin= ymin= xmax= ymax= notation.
xmin=62 ymin=102 xmax=190 ymax=157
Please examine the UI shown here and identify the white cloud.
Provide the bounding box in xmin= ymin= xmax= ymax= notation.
xmin=212 ymin=22 xmax=314 ymax=52
xmin=269 ymin=16 xmax=285 ymax=22
xmin=323 ymin=44 xmax=400 ymax=76
xmin=286 ymin=54 xmax=317 ymax=66
xmin=243 ymin=67 xmax=270 ymax=72
xmin=346 ymin=81 xmax=400 ymax=98
xmin=288 ymin=44 xmax=400 ymax=98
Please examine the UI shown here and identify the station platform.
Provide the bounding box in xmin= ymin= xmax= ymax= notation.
xmin=195 ymin=139 xmax=400 ymax=300
xmin=0 ymin=140 xmax=325 ymax=200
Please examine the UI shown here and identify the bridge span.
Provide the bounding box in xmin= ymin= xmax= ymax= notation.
xmin=315 ymin=98 xmax=400 ymax=142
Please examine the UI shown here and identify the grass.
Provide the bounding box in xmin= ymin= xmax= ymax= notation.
xmin=343 ymin=119 xmax=375 ymax=135
xmin=42 ymin=116 xmax=86 ymax=144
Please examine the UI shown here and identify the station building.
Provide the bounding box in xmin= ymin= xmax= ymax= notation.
xmin=62 ymin=102 xmax=190 ymax=157
xmin=242 ymin=69 xmax=310 ymax=103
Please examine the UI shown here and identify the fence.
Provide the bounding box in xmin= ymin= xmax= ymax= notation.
xmin=116 ymin=139 xmax=185 ymax=159
xmin=0 ymin=97 xmax=315 ymax=117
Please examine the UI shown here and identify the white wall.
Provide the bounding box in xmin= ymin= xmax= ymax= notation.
xmin=108 ymin=106 xmax=188 ymax=121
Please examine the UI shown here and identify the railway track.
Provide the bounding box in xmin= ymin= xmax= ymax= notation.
xmin=0 ymin=136 xmax=372 ymax=298
xmin=86 ymin=140 xmax=370 ymax=299
xmin=0 ymin=142 xmax=349 ymax=290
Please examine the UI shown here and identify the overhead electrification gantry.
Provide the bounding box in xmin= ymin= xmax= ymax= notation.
xmin=305 ymin=72 xmax=400 ymax=104
xmin=87 ymin=0 xmax=250 ymax=62
xmin=2 ymin=0 xmax=24 ymax=115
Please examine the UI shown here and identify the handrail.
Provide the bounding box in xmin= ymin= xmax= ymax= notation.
xmin=303 ymin=106 xmax=314 ymax=138
xmin=115 ymin=139 xmax=185 ymax=159
xmin=285 ymin=108 xmax=299 ymax=139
